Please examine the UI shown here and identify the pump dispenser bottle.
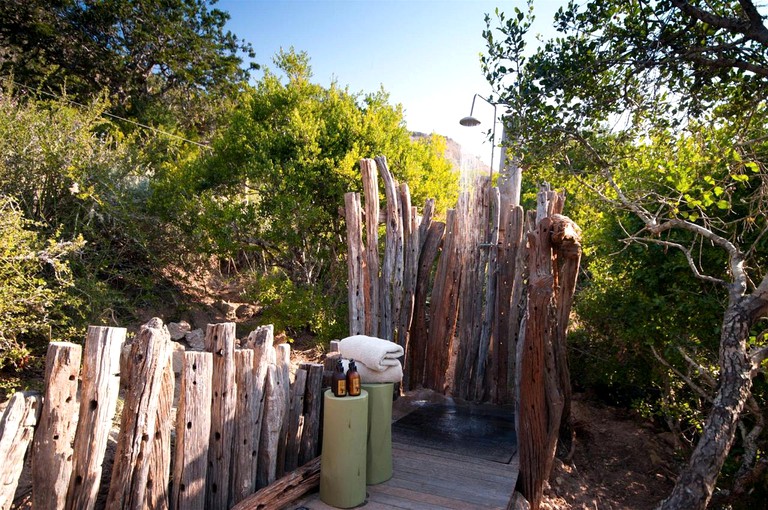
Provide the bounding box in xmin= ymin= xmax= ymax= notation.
xmin=346 ymin=359 xmax=362 ymax=396
xmin=332 ymin=359 xmax=347 ymax=397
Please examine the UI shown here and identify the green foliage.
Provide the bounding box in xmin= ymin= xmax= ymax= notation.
xmin=0 ymin=0 xmax=256 ymax=135
xmin=482 ymin=2 xmax=768 ymax=479
xmin=242 ymin=269 xmax=348 ymax=343
xmin=0 ymin=197 xmax=84 ymax=370
xmin=152 ymin=50 xmax=459 ymax=336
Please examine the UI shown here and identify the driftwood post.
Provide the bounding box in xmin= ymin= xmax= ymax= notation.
xmin=424 ymin=209 xmax=462 ymax=392
xmin=145 ymin=351 xmax=175 ymax=510
xmin=230 ymin=456 xmax=321 ymax=510
xmin=31 ymin=342 xmax=82 ymax=510
xmin=360 ymin=159 xmax=380 ymax=337
xmin=274 ymin=344 xmax=292 ymax=479
xmin=0 ymin=392 xmax=40 ymax=510
xmin=257 ymin=365 xmax=284 ymax=488
xmin=244 ymin=324 xmax=275 ymax=478
xmin=345 ymin=191 xmax=366 ymax=336
xmin=298 ymin=363 xmax=324 ymax=465
xmin=377 ymin=156 xmax=403 ymax=342
xmin=284 ymin=368 xmax=308 ymax=473
xmin=475 ymin=186 xmax=500 ymax=401
xmin=171 ymin=352 xmax=213 ymax=510
xmin=106 ymin=318 xmax=172 ymax=510
xmin=231 ymin=349 xmax=257 ymax=505
xmin=66 ymin=326 xmax=125 ymax=510
xmin=205 ymin=322 xmax=237 ymax=510
xmin=409 ymin=219 xmax=445 ymax=389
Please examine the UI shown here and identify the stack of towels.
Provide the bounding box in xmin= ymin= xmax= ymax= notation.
xmin=338 ymin=335 xmax=404 ymax=384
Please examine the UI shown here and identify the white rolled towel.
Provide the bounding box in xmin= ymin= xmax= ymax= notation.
xmin=338 ymin=335 xmax=404 ymax=371
xmin=342 ymin=358 xmax=403 ymax=384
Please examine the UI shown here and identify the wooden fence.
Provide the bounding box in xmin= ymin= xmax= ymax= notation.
xmin=0 ymin=321 xmax=323 ymax=510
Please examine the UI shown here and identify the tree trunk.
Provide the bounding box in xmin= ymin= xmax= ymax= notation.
xmin=658 ymin=294 xmax=765 ymax=509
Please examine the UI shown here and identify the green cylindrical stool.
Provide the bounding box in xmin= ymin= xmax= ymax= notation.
xmin=320 ymin=390 xmax=368 ymax=508
xmin=362 ymin=382 xmax=394 ymax=484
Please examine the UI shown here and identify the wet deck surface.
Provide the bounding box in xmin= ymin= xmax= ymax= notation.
xmin=290 ymin=390 xmax=519 ymax=510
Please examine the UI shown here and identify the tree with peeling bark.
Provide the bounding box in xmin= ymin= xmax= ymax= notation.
xmin=483 ymin=1 xmax=768 ymax=509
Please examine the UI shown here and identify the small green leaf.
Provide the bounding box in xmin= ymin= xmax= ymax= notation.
xmin=716 ymin=200 xmax=729 ymax=209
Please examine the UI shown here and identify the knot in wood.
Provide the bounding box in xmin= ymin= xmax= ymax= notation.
xmin=548 ymin=214 xmax=582 ymax=248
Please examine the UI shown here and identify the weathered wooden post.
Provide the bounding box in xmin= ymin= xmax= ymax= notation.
xmin=345 ymin=191 xmax=366 ymax=336
xmin=171 ymin=352 xmax=213 ymax=510
xmin=377 ymin=156 xmax=403 ymax=343
xmin=283 ymin=368 xmax=308 ymax=472
xmin=360 ymin=159 xmax=381 ymax=337
xmin=205 ymin=322 xmax=237 ymax=510
xmin=66 ymin=325 xmax=125 ymax=510
xmin=106 ymin=318 xmax=172 ymax=510
xmin=31 ymin=342 xmax=82 ymax=510
xmin=0 ymin=392 xmax=40 ymax=510
xmin=231 ymin=348 xmax=257 ymax=505
xmin=298 ymin=363 xmax=324 ymax=465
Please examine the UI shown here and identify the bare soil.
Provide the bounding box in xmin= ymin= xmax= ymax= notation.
xmin=541 ymin=394 xmax=679 ymax=510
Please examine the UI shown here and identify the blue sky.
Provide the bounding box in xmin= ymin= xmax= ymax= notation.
xmin=216 ymin=0 xmax=563 ymax=168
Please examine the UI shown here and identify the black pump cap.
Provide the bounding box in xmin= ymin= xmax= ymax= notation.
xmin=349 ymin=359 xmax=357 ymax=370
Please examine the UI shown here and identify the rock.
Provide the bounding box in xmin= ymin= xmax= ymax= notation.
xmin=185 ymin=328 xmax=206 ymax=351
xmin=167 ymin=320 xmax=191 ymax=341
xmin=215 ymin=299 xmax=237 ymax=318
xmin=171 ymin=341 xmax=185 ymax=374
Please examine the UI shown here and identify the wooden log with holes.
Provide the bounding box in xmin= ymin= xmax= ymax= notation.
xmin=274 ymin=344 xmax=292 ymax=479
xmin=360 ymin=158 xmax=381 ymax=337
xmin=454 ymin=183 xmax=489 ymax=400
xmin=424 ymin=209 xmax=461 ymax=392
xmin=284 ymin=368 xmax=308 ymax=473
xmin=0 ymin=392 xmax=41 ymax=510
xmin=397 ymin=184 xmax=417 ymax=353
xmin=171 ymin=352 xmax=213 ymax=510
xmin=66 ymin=326 xmax=125 ymax=510
xmin=377 ymin=155 xmax=402 ymax=342
xmin=409 ymin=219 xmax=445 ymax=389
xmin=145 ymin=350 xmax=175 ymax=510
xmin=31 ymin=342 xmax=82 ymax=510
xmin=231 ymin=349 xmax=257 ymax=505
xmin=345 ymin=191 xmax=366 ymax=336
xmin=257 ymin=364 xmax=284 ymax=488
xmin=298 ymin=363 xmax=324 ymax=465
xmin=106 ymin=318 xmax=172 ymax=510
xmin=230 ymin=456 xmax=321 ymax=510
xmin=205 ymin=322 xmax=237 ymax=510
xmin=244 ymin=323 xmax=275 ymax=478
xmin=475 ymin=187 xmax=500 ymax=401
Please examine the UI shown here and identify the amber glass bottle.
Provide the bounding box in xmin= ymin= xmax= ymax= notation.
xmin=346 ymin=359 xmax=361 ymax=396
xmin=332 ymin=359 xmax=347 ymax=397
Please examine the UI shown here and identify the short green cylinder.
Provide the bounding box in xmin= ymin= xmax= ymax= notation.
xmin=319 ymin=389 xmax=368 ymax=508
xmin=362 ymin=382 xmax=394 ymax=485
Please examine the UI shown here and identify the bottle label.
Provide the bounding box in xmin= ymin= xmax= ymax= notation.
xmin=335 ymin=379 xmax=347 ymax=397
xmin=349 ymin=378 xmax=361 ymax=396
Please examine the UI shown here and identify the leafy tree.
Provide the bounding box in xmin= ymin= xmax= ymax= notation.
xmin=153 ymin=49 xmax=459 ymax=339
xmin=0 ymin=0 xmax=255 ymax=136
xmin=483 ymin=1 xmax=768 ymax=508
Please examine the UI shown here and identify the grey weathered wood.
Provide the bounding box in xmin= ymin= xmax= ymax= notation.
xmin=345 ymin=191 xmax=366 ymax=336
xmin=0 ymin=392 xmax=40 ymax=510
xmin=361 ymin=158 xmax=381 ymax=337
xmin=418 ymin=198 xmax=435 ymax=254
xmin=106 ymin=318 xmax=172 ymax=510
xmin=284 ymin=368 xmax=308 ymax=472
xmin=274 ymin=344 xmax=292 ymax=479
xmin=204 ymin=322 xmax=237 ymax=510
xmin=31 ymin=342 xmax=82 ymax=510
xmin=244 ymin=323 xmax=274 ymax=479
xmin=376 ymin=155 xmax=402 ymax=342
xmin=231 ymin=456 xmax=321 ymax=510
xmin=298 ymin=363 xmax=324 ymax=465
xmin=425 ymin=209 xmax=461 ymax=392
xmin=66 ymin=326 xmax=125 ymax=510
xmin=256 ymin=364 xmax=284 ymax=488
xmin=397 ymin=184 xmax=416 ymax=353
xmin=454 ymin=183 xmax=489 ymax=400
xmin=409 ymin=220 xmax=445 ymax=389
xmin=231 ymin=349 xmax=257 ymax=505
xmin=171 ymin=352 xmax=213 ymax=510
xmin=475 ymin=187 xmax=500 ymax=401
xmin=145 ymin=351 xmax=175 ymax=510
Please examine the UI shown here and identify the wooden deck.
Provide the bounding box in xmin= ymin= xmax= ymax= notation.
xmin=291 ymin=428 xmax=519 ymax=510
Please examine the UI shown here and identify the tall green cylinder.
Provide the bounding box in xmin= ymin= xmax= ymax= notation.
xmin=362 ymin=382 xmax=394 ymax=484
xmin=319 ymin=390 xmax=368 ymax=508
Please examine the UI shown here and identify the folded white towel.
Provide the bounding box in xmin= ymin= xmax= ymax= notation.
xmin=342 ymin=358 xmax=403 ymax=384
xmin=338 ymin=335 xmax=404 ymax=371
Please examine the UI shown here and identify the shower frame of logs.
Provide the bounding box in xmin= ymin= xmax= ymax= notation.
xmin=344 ymin=156 xmax=583 ymax=510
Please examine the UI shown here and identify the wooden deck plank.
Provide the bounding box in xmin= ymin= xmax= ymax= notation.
xmin=289 ymin=434 xmax=518 ymax=510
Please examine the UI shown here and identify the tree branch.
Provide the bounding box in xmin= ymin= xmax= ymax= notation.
xmin=671 ymin=0 xmax=768 ymax=45
xmin=650 ymin=345 xmax=713 ymax=403
xmin=624 ymin=235 xmax=726 ymax=286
